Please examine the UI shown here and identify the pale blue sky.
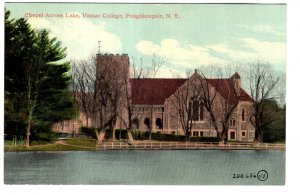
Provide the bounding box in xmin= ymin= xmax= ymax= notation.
xmin=5 ymin=3 xmax=286 ymax=77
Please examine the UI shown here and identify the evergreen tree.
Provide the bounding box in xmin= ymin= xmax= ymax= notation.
xmin=4 ymin=10 xmax=75 ymax=145
xmin=262 ymin=100 xmax=285 ymax=143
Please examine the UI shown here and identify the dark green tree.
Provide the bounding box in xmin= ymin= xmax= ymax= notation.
xmin=5 ymin=10 xmax=74 ymax=146
xmin=261 ymin=100 xmax=285 ymax=143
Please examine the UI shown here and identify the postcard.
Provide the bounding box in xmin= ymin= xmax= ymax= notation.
xmin=4 ymin=2 xmax=286 ymax=185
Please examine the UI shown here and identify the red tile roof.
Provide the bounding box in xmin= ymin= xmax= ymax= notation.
xmin=207 ymin=79 xmax=252 ymax=104
xmin=130 ymin=78 xmax=187 ymax=105
xmin=130 ymin=77 xmax=252 ymax=105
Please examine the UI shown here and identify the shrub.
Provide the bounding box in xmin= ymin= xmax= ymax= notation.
xmin=151 ymin=132 xmax=187 ymax=141
xmin=115 ymin=129 xmax=128 ymax=140
xmin=80 ymin=126 xmax=97 ymax=139
xmin=189 ymin=136 xmax=219 ymax=142
xmin=105 ymin=129 xmax=128 ymax=140
xmin=131 ymin=131 xmax=149 ymax=140
xmin=31 ymin=132 xmax=59 ymax=142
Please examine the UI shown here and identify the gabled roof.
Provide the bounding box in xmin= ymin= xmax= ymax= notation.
xmin=130 ymin=76 xmax=252 ymax=105
xmin=130 ymin=78 xmax=187 ymax=105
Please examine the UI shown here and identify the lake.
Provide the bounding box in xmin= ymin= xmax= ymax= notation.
xmin=4 ymin=150 xmax=285 ymax=185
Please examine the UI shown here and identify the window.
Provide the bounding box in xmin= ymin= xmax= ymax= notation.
xmin=242 ymin=132 xmax=246 ymax=137
xmin=230 ymin=118 xmax=236 ymax=127
xmin=192 ymin=100 xmax=199 ymax=121
xmin=144 ymin=118 xmax=150 ymax=129
xmin=242 ymin=108 xmax=246 ymax=121
xmin=188 ymin=101 xmax=192 ymax=120
xmin=155 ymin=118 xmax=163 ymax=129
xmin=171 ymin=131 xmax=176 ymax=135
xmin=200 ymin=131 xmax=204 ymax=137
xmin=193 ymin=131 xmax=199 ymax=137
xmin=190 ymin=99 xmax=204 ymax=121
xmin=132 ymin=118 xmax=139 ymax=129
xmin=200 ymin=102 xmax=204 ymax=121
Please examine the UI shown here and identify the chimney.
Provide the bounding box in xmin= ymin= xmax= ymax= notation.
xmin=230 ymin=72 xmax=241 ymax=95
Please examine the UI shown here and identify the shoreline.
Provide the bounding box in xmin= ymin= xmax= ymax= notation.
xmin=4 ymin=139 xmax=285 ymax=152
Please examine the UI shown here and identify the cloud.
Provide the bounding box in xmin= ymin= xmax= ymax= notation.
xmin=136 ymin=39 xmax=226 ymax=69
xmin=137 ymin=36 xmax=286 ymax=74
xmin=208 ymin=38 xmax=286 ymax=69
xmin=240 ymin=24 xmax=285 ymax=36
xmin=154 ymin=67 xmax=187 ymax=78
xmin=28 ymin=13 xmax=122 ymax=60
xmin=208 ymin=43 xmax=251 ymax=60
xmin=238 ymin=37 xmax=286 ymax=65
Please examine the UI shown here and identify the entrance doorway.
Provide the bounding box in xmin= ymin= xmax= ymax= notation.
xmin=230 ymin=132 xmax=236 ymax=140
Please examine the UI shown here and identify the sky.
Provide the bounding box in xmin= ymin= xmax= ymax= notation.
xmin=5 ymin=3 xmax=286 ymax=77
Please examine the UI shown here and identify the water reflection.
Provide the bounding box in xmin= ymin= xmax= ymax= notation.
xmin=4 ymin=150 xmax=285 ymax=185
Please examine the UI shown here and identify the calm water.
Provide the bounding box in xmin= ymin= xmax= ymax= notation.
xmin=4 ymin=150 xmax=285 ymax=185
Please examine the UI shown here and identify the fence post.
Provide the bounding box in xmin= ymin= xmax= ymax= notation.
xmin=120 ymin=142 xmax=121 ymax=149
xmin=151 ymin=142 xmax=152 ymax=149
xmin=185 ymin=142 xmax=187 ymax=149
xmin=112 ymin=142 xmax=114 ymax=149
xmin=160 ymin=143 xmax=161 ymax=149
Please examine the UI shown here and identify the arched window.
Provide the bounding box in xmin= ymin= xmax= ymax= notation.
xmin=155 ymin=118 xmax=163 ymax=129
xmin=144 ymin=118 xmax=150 ymax=129
xmin=132 ymin=118 xmax=139 ymax=129
xmin=200 ymin=102 xmax=204 ymax=121
xmin=230 ymin=118 xmax=236 ymax=127
xmin=188 ymin=101 xmax=192 ymax=120
xmin=192 ymin=100 xmax=199 ymax=121
xmin=242 ymin=108 xmax=246 ymax=121
xmin=189 ymin=99 xmax=204 ymax=121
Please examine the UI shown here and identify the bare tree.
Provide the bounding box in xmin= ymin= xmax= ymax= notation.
xmin=71 ymin=57 xmax=96 ymax=127
xmin=118 ymin=57 xmax=148 ymax=137
xmin=169 ymin=71 xmax=194 ymax=140
xmin=118 ymin=54 xmax=165 ymax=140
xmin=247 ymin=61 xmax=279 ymax=142
xmin=192 ymin=65 xmax=240 ymax=143
xmin=218 ymin=77 xmax=239 ymax=143
xmin=147 ymin=54 xmax=165 ymax=140
xmin=72 ymin=54 xmax=127 ymax=142
xmin=72 ymin=53 xmax=165 ymax=142
xmin=24 ymin=53 xmax=43 ymax=147
xmin=93 ymin=54 xmax=128 ymax=142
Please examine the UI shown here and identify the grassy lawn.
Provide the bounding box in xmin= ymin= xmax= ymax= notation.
xmin=63 ymin=138 xmax=97 ymax=147
xmin=4 ymin=138 xmax=97 ymax=151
